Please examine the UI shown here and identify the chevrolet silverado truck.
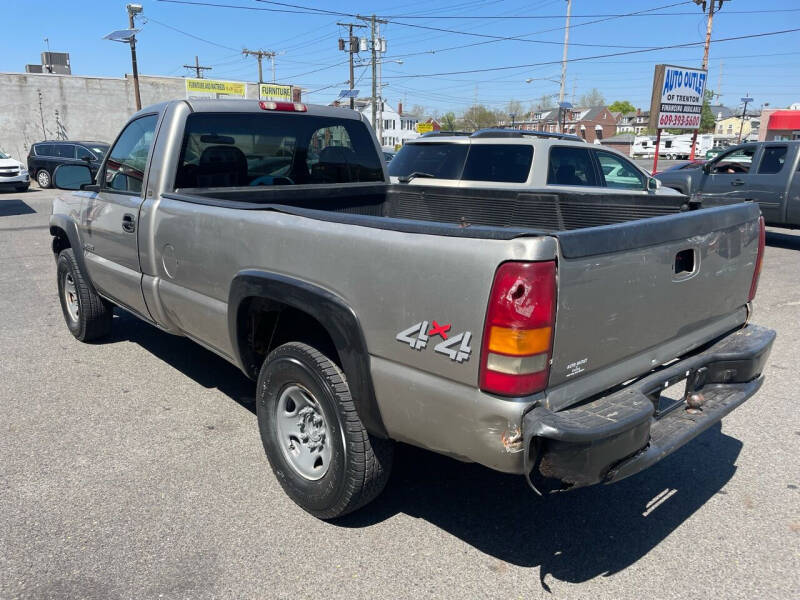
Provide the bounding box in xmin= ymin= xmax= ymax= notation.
xmin=49 ymin=99 xmax=775 ymax=519
xmin=656 ymin=141 xmax=800 ymax=228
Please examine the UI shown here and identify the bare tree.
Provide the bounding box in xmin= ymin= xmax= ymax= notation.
xmin=459 ymin=105 xmax=502 ymax=131
xmin=578 ymin=88 xmax=606 ymax=107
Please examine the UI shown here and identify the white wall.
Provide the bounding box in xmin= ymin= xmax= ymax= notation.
xmin=0 ymin=72 xmax=258 ymax=161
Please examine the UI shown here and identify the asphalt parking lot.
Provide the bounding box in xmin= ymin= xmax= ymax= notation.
xmin=1 ymin=187 xmax=798 ymax=599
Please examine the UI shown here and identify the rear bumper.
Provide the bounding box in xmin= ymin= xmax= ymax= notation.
xmin=522 ymin=324 xmax=775 ymax=493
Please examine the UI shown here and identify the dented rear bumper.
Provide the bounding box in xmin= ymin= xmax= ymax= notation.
xmin=522 ymin=324 xmax=775 ymax=494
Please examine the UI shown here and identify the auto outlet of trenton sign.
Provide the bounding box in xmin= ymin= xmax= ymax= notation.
xmin=649 ymin=64 xmax=708 ymax=130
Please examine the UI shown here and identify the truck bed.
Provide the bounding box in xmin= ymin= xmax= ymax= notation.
xmin=169 ymin=183 xmax=693 ymax=233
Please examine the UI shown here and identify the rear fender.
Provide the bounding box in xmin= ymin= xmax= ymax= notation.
xmin=228 ymin=270 xmax=387 ymax=438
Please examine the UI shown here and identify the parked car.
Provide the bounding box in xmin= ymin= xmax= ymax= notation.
xmin=27 ymin=140 xmax=109 ymax=188
xmin=388 ymin=129 xmax=681 ymax=197
xmin=656 ymin=141 xmax=800 ymax=227
xmin=50 ymin=100 xmax=773 ymax=518
xmin=0 ymin=149 xmax=30 ymax=192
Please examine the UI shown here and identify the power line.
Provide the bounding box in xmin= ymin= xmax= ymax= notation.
xmin=142 ymin=15 xmax=239 ymax=51
xmin=382 ymin=27 xmax=800 ymax=79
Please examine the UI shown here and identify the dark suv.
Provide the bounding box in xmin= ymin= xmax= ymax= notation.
xmin=27 ymin=140 xmax=109 ymax=188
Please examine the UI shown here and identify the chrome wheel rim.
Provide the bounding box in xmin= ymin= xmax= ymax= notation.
xmin=38 ymin=171 xmax=49 ymax=187
xmin=63 ymin=272 xmax=79 ymax=322
xmin=275 ymin=384 xmax=332 ymax=481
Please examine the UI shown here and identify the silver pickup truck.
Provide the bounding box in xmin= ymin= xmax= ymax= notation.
xmin=50 ymin=99 xmax=774 ymax=519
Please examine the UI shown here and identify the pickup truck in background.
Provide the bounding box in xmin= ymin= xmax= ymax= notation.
xmin=50 ymin=99 xmax=774 ymax=519
xmin=656 ymin=141 xmax=800 ymax=228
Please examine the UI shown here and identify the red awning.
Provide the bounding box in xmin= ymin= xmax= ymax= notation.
xmin=767 ymin=110 xmax=800 ymax=130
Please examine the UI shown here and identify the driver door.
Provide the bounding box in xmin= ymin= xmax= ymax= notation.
xmin=80 ymin=114 xmax=158 ymax=318
xmin=699 ymin=145 xmax=758 ymax=202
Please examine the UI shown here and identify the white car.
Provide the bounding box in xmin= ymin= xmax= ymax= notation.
xmin=388 ymin=129 xmax=680 ymax=197
xmin=0 ymin=149 xmax=30 ymax=192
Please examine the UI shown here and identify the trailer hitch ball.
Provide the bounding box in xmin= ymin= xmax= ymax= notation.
xmin=686 ymin=391 xmax=705 ymax=414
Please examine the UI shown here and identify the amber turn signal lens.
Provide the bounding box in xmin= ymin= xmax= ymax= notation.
xmin=487 ymin=326 xmax=551 ymax=356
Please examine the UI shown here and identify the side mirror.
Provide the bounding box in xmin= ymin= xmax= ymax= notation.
xmin=53 ymin=164 xmax=93 ymax=190
xmin=702 ymin=162 xmax=712 ymax=174
xmin=648 ymin=177 xmax=661 ymax=191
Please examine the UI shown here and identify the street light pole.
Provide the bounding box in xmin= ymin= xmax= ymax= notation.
xmin=558 ymin=0 xmax=572 ymax=130
xmin=126 ymin=4 xmax=142 ymax=111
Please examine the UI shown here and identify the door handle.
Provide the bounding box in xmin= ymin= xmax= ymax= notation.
xmin=122 ymin=213 xmax=136 ymax=233
xmin=731 ymin=179 xmax=745 ymax=186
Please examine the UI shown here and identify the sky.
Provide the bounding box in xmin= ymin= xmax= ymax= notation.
xmin=2 ymin=0 xmax=799 ymax=115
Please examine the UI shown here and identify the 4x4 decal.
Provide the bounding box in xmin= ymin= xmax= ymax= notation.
xmin=396 ymin=320 xmax=472 ymax=363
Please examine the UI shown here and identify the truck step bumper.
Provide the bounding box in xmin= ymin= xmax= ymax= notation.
xmin=522 ymin=324 xmax=775 ymax=494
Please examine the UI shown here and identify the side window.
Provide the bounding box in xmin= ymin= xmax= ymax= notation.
xmin=710 ymin=147 xmax=756 ymax=174
xmin=461 ymin=144 xmax=533 ymax=183
xmin=76 ymin=146 xmax=94 ymax=161
xmin=757 ymin=146 xmax=787 ymax=175
xmin=55 ymin=144 xmax=76 ymax=159
xmin=103 ymin=114 xmax=158 ymax=193
xmin=595 ymin=151 xmax=646 ymax=190
xmin=36 ymin=144 xmax=55 ymax=157
xmin=547 ymin=146 xmax=598 ymax=187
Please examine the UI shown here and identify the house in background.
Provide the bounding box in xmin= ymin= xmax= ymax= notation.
xmin=758 ymin=107 xmax=800 ymax=141
xmin=329 ymin=98 xmax=421 ymax=147
xmin=632 ymin=110 xmax=650 ymax=134
xmin=600 ymin=133 xmax=635 ymax=156
xmin=515 ymin=106 xmax=617 ymax=143
xmin=613 ymin=111 xmax=637 ymax=134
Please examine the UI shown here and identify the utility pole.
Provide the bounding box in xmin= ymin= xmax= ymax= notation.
xmin=738 ymin=94 xmax=753 ymax=143
xmin=183 ymin=55 xmax=211 ymax=78
xmin=126 ymin=3 xmax=143 ymax=111
xmin=689 ymin=0 xmax=722 ymax=159
xmin=357 ymin=15 xmax=387 ymax=140
xmin=337 ymin=21 xmax=367 ymax=110
xmin=558 ymin=0 xmax=572 ymax=106
xmin=242 ymin=49 xmax=277 ymax=84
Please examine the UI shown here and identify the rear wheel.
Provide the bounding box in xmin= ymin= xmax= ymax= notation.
xmin=57 ymin=249 xmax=113 ymax=341
xmin=37 ymin=169 xmax=51 ymax=188
xmin=257 ymin=342 xmax=393 ymax=519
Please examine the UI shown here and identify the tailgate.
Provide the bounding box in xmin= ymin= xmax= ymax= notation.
xmin=547 ymin=203 xmax=761 ymax=403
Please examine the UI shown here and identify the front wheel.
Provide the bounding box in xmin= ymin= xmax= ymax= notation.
xmin=57 ymin=249 xmax=113 ymax=341
xmin=37 ymin=169 xmax=51 ymax=188
xmin=257 ymin=342 xmax=393 ymax=519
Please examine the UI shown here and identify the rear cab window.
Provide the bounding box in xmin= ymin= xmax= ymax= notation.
xmin=546 ymin=146 xmax=599 ymax=187
xmin=175 ymin=113 xmax=383 ymax=189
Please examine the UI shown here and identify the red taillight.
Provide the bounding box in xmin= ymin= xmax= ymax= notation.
xmin=480 ymin=261 xmax=556 ymax=396
xmin=258 ymin=101 xmax=307 ymax=112
xmin=748 ymin=215 xmax=766 ymax=302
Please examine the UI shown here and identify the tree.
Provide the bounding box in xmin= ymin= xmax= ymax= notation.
xmin=700 ymin=89 xmax=716 ymax=133
xmin=534 ymin=95 xmax=554 ymax=110
xmin=406 ymin=104 xmax=426 ymax=118
xmin=459 ymin=104 xmax=502 ymax=131
xmin=440 ymin=111 xmax=457 ymax=131
xmin=579 ymin=88 xmax=606 ymax=107
xmin=608 ymin=100 xmax=636 ymax=114
xmin=505 ymin=99 xmax=524 ymax=121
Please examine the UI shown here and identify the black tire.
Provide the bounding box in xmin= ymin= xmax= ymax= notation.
xmin=56 ymin=248 xmax=113 ymax=341
xmin=37 ymin=169 xmax=51 ymax=188
xmin=257 ymin=342 xmax=393 ymax=519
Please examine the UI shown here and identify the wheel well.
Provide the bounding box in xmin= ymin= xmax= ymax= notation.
xmin=50 ymin=226 xmax=71 ymax=257
xmin=239 ymin=297 xmax=340 ymax=378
